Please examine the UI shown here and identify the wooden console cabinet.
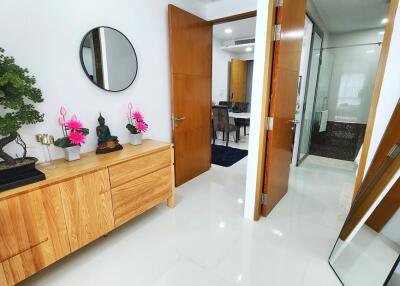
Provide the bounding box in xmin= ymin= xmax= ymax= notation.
xmin=0 ymin=140 xmax=174 ymax=286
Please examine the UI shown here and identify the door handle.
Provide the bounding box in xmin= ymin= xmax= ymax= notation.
xmin=174 ymin=116 xmax=186 ymax=121
xmin=289 ymin=119 xmax=300 ymax=124
xmin=172 ymin=116 xmax=186 ymax=130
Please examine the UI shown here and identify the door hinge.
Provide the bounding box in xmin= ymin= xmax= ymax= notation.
xmin=261 ymin=193 xmax=268 ymax=205
xmin=275 ymin=0 xmax=283 ymax=7
xmin=273 ymin=24 xmax=282 ymax=41
xmin=266 ymin=117 xmax=274 ymax=131
xmin=387 ymin=144 xmax=400 ymax=158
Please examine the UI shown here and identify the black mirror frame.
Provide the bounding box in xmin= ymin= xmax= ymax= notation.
xmin=79 ymin=26 xmax=138 ymax=93
xmin=328 ymin=198 xmax=400 ymax=286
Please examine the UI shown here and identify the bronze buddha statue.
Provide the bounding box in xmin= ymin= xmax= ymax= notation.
xmin=96 ymin=113 xmax=123 ymax=154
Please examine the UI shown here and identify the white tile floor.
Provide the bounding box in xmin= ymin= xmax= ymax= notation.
xmin=21 ymin=141 xmax=358 ymax=286
xmin=332 ymin=225 xmax=400 ymax=286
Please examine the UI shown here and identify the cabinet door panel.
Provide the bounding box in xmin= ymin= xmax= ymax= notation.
xmin=60 ymin=169 xmax=114 ymax=251
xmin=0 ymin=263 xmax=7 ymax=286
xmin=0 ymin=189 xmax=67 ymax=285
xmin=0 ymin=192 xmax=47 ymax=262
xmin=41 ymin=186 xmax=71 ymax=260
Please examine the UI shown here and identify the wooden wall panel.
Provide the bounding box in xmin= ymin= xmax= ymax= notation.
xmin=60 ymin=169 xmax=114 ymax=251
xmin=230 ymin=59 xmax=248 ymax=103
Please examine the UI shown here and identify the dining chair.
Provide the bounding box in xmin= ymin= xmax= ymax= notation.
xmin=218 ymin=101 xmax=233 ymax=109
xmin=233 ymin=102 xmax=250 ymax=136
xmin=212 ymin=106 xmax=240 ymax=147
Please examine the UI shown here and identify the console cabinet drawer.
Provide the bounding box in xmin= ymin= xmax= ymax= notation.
xmin=112 ymin=167 xmax=172 ymax=227
xmin=109 ymin=149 xmax=171 ymax=188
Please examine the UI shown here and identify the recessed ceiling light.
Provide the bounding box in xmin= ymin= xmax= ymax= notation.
xmin=224 ymin=28 xmax=233 ymax=34
xmin=379 ymin=31 xmax=385 ymax=35
xmin=381 ymin=18 xmax=388 ymax=24
xmin=245 ymin=47 xmax=253 ymax=52
xmin=366 ymin=49 xmax=375 ymax=54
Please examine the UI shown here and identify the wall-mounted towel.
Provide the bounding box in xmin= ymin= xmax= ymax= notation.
xmin=319 ymin=110 xmax=329 ymax=132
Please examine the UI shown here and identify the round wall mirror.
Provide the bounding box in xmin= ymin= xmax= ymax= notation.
xmin=80 ymin=26 xmax=138 ymax=92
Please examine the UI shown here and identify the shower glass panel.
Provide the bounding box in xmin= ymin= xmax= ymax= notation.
xmin=298 ymin=31 xmax=323 ymax=163
xmin=308 ymin=42 xmax=381 ymax=161
xmin=326 ymin=44 xmax=381 ymax=123
xmin=313 ymin=51 xmax=334 ymax=131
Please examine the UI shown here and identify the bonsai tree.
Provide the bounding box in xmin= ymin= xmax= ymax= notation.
xmin=0 ymin=47 xmax=44 ymax=165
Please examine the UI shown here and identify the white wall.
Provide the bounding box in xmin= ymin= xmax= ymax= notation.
xmin=326 ymin=29 xmax=384 ymax=123
xmin=212 ymin=38 xmax=255 ymax=105
xmin=365 ymin=9 xmax=400 ymax=174
xmin=364 ymin=3 xmax=400 ymax=246
xmin=0 ymin=0 xmax=205 ymax=162
xmin=307 ymin=0 xmax=330 ymax=47
xmin=212 ymin=38 xmax=234 ymax=104
xmin=204 ymin=0 xmax=257 ymax=20
xmin=236 ymin=52 xmax=255 ymax=61
xmin=244 ymin=0 xmax=271 ymax=220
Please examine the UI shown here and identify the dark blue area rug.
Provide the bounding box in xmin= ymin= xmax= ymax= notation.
xmin=212 ymin=145 xmax=248 ymax=167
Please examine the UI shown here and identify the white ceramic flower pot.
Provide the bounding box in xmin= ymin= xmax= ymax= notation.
xmin=63 ymin=146 xmax=81 ymax=161
xmin=130 ymin=133 xmax=143 ymax=146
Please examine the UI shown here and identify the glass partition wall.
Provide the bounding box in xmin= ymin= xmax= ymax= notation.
xmin=297 ymin=39 xmax=382 ymax=164
xmin=297 ymin=28 xmax=323 ymax=164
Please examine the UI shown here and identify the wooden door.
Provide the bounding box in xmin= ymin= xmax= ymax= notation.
xmin=262 ymin=0 xmax=307 ymax=216
xmin=366 ymin=179 xmax=400 ymax=232
xmin=59 ymin=169 xmax=114 ymax=251
xmin=230 ymin=59 xmax=248 ymax=103
xmin=168 ymin=5 xmax=212 ymax=186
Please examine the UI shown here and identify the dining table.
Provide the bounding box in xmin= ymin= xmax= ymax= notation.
xmin=228 ymin=112 xmax=251 ymax=120
xmin=228 ymin=112 xmax=251 ymax=136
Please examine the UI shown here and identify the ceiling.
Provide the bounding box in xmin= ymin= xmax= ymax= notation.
xmin=311 ymin=0 xmax=390 ymax=33
xmin=196 ymin=0 xmax=224 ymax=3
xmin=213 ymin=17 xmax=256 ymax=41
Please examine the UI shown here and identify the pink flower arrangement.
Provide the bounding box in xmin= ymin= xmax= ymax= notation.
xmin=132 ymin=111 xmax=144 ymax=122
xmin=68 ymin=131 xmax=86 ymax=145
xmin=55 ymin=106 xmax=89 ymax=148
xmin=65 ymin=117 xmax=83 ymax=131
xmin=126 ymin=103 xmax=148 ymax=134
xmin=136 ymin=121 xmax=148 ymax=133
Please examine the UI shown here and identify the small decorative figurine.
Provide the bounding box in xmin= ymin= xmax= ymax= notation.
xmin=96 ymin=113 xmax=123 ymax=154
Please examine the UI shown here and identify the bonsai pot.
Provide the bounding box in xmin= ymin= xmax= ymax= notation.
xmin=63 ymin=146 xmax=81 ymax=161
xmin=130 ymin=133 xmax=143 ymax=145
xmin=0 ymin=157 xmax=45 ymax=192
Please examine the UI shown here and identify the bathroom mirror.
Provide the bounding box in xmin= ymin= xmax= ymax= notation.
xmin=80 ymin=26 xmax=138 ymax=92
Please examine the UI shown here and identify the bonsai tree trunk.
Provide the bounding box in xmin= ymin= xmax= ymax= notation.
xmin=15 ymin=133 xmax=27 ymax=161
xmin=0 ymin=132 xmax=18 ymax=165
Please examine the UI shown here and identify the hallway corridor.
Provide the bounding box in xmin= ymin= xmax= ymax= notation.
xmin=22 ymin=155 xmax=356 ymax=286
